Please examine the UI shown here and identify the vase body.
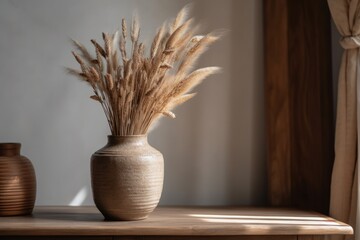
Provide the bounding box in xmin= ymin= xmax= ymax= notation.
xmin=0 ymin=143 xmax=36 ymax=216
xmin=91 ymin=135 xmax=164 ymax=221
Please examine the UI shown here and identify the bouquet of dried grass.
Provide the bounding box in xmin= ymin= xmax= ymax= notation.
xmin=68 ymin=6 xmax=221 ymax=135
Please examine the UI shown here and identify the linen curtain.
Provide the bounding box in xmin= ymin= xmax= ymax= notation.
xmin=327 ymin=0 xmax=359 ymax=239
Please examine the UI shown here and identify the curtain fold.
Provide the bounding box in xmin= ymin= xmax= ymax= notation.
xmin=327 ymin=0 xmax=359 ymax=239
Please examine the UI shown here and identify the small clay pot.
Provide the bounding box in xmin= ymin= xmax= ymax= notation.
xmin=0 ymin=143 xmax=36 ymax=216
xmin=91 ymin=135 xmax=164 ymax=221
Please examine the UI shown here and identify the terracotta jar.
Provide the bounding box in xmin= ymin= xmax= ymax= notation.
xmin=0 ymin=143 xmax=36 ymax=216
xmin=91 ymin=135 xmax=164 ymax=221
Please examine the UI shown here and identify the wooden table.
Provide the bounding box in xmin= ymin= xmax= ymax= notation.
xmin=0 ymin=206 xmax=353 ymax=240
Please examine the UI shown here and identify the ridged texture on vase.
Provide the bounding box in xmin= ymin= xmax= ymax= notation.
xmin=0 ymin=143 xmax=36 ymax=216
xmin=91 ymin=135 xmax=164 ymax=221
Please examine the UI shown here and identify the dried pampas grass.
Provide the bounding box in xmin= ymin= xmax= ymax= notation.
xmin=68 ymin=5 xmax=222 ymax=135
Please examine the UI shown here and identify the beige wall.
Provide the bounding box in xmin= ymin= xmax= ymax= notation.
xmin=0 ymin=0 xmax=265 ymax=205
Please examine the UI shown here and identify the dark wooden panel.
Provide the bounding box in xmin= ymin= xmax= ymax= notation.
xmin=264 ymin=0 xmax=334 ymax=214
xmin=264 ymin=0 xmax=292 ymax=207
xmin=287 ymin=0 xmax=334 ymax=214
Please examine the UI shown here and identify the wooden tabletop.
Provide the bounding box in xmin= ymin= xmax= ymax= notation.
xmin=0 ymin=206 xmax=353 ymax=236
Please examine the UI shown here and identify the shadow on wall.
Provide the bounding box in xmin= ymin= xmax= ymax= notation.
xmin=149 ymin=0 xmax=266 ymax=206
xmin=226 ymin=0 xmax=266 ymax=206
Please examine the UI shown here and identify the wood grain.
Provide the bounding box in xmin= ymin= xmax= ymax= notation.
xmin=0 ymin=237 xmax=321 ymax=240
xmin=264 ymin=0 xmax=292 ymax=208
xmin=264 ymin=0 xmax=334 ymax=214
xmin=298 ymin=236 xmax=325 ymax=240
xmin=0 ymin=236 xmax=297 ymax=240
xmin=0 ymin=206 xmax=352 ymax=236
xmin=114 ymin=236 xmax=297 ymax=240
xmin=0 ymin=237 xmax=111 ymax=240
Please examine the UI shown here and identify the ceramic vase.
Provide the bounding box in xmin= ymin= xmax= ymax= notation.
xmin=0 ymin=143 xmax=36 ymax=216
xmin=91 ymin=135 xmax=164 ymax=221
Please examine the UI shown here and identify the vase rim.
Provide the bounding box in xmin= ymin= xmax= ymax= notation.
xmin=0 ymin=143 xmax=21 ymax=156
xmin=0 ymin=143 xmax=21 ymax=149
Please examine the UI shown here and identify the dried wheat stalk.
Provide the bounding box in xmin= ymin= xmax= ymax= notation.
xmin=68 ymin=5 xmax=221 ymax=135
